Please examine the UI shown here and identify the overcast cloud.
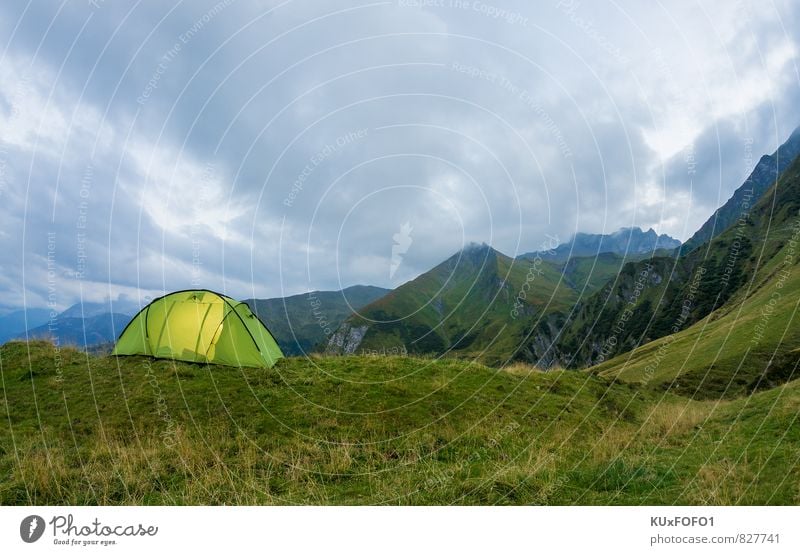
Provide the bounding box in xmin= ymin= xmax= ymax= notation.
xmin=0 ymin=0 xmax=798 ymax=311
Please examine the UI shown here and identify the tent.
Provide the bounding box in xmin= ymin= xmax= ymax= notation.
xmin=113 ymin=290 xmax=283 ymax=368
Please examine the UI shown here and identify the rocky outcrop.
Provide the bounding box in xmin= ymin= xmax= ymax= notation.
xmin=326 ymin=323 xmax=369 ymax=354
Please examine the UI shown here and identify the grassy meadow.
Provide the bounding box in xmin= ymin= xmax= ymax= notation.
xmin=1 ymin=341 xmax=798 ymax=505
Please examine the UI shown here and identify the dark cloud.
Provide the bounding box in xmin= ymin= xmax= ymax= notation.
xmin=0 ymin=0 xmax=797 ymax=309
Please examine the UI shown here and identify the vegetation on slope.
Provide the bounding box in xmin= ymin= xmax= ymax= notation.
xmin=1 ymin=341 xmax=798 ymax=505
xmin=327 ymin=244 xmax=650 ymax=365
xmin=327 ymin=244 xmax=576 ymax=363
xmin=519 ymin=155 xmax=800 ymax=373
xmin=245 ymin=285 xmax=389 ymax=355
xmin=593 ymin=211 xmax=800 ymax=399
xmin=682 ymin=126 xmax=800 ymax=253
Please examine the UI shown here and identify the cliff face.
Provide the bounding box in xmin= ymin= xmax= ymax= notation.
xmin=326 ymin=323 xmax=369 ymax=354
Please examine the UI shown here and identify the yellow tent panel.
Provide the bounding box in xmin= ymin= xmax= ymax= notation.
xmin=113 ymin=290 xmax=283 ymax=368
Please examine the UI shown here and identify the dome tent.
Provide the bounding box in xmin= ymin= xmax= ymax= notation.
xmin=113 ymin=290 xmax=283 ymax=368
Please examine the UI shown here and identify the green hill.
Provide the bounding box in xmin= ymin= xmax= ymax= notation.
xmin=585 ymin=156 xmax=800 ymax=398
xmin=245 ymin=285 xmax=389 ymax=355
xmin=519 ymin=152 xmax=800 ymax=373
xmin=682 ymin=126 xmax=800 ymax=253
xmin=591 ymin=170 xmax=800 ymax=398
xmin=1 ymin=340 xmax=798 ymax=504
xmin=326 ymin=244 xmax=646 ymax=365
xmin=326 ymin=243 xmax=579 ymax=364
xmin=554 ymin=250 xmax=668 ymax=298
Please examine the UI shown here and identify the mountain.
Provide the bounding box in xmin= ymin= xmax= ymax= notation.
xmin=0 ymin=308 xmax=51 ymax=344
xmin=12 ymin=299 xmax=145 ymax=350
xmin=326 ymin=230 xmax=682 ymax=364
xmin=682 ymin=126 xmax=800 ymax=253
xmin=22 ymin=312 xmax=133 ymax=348
xmin=57 ymin=298 xmax=144 ymax=319
xmin=326 ymin=235 xmax=674 ymax=364
xmin=519 ymin=226 xmax=680 ymax=262
xmin=519 ymin=152 xmax=800 ymax=398
xmin=326 ymin=243 xmax=579 ymax=363
xmin=245 ymin=285 xmax=390 ymax=355
xmin=590 ymin=154 xmax=800 ymax=398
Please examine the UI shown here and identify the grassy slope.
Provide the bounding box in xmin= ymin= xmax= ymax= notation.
xmin=335 ymin=245 xmax=578 ymax=363
xmin=245 ymin=285 xmax=390 ymax=356
xmin=1 ymin=341 xmax=797 ymax=505
xmin=592 ymin=162 xmax=800 ymax=398
xmin=530 ymin=155 xmax=800 ymax=371
xmin=333 ymin=246 xmax=640 ymax=365
xmin=555 ymin=251 xmax=656 ymax=292
xmin=682 ymin=126 xmax=800 ymax=252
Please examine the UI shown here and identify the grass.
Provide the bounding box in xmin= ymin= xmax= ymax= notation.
xmin=332 ymin=245 xmax=582 ymax=365
xmin=1 ymin=340 xmax=798 ymax=505
xmin=592 ymin=216 xmax=800 ymax=399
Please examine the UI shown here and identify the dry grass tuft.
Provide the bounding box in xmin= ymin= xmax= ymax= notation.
xmin=502 ymin=362 xmax=547 ymax=377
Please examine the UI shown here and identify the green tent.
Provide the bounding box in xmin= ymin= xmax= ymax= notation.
xmin=113 ymin=290 xmax=283 ymax=368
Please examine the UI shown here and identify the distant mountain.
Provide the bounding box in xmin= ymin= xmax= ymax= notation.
xmin=682 ymin=126 xmax=800 ymax=253
xmin=520 ymin=227 xmax=680 ymax=262
xmin=57 ymin=298 xmax=144 ymax=319
xmin=0 ymin=308 xmax=51 ymax=344
xmin=245 ymin=285 xmax=390 ymax=356
xmin=326 ymin=243 xmax=579 ymax=363
xmin=22 ymin=312 xmax=133 ymax=348
xmin=11 ymin=298 xmax=145 ymax=349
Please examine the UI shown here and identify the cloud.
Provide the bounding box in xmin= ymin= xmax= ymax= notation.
xmin=0 ymin=0 xmax=798 ymax=309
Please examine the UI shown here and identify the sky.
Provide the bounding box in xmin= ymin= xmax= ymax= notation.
xmin=0 ymin=0 xmax=798 ymax=311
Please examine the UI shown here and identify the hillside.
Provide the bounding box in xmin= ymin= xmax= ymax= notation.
xmin=518 ymin=147 xmax=800 ymax=372
xmin=245 ymin=285 xmax=389 ymax=355
xmin=0 ymin=341 xmax=797 ymax=505
xmin=682 ymin=126 xmax=800 ymax=253
xmin=327 ymin=240 xmax=674 ymax=364
xmin=326 ymin=243 xmax=579 ymax=363
xmin=553 ymin=251 xmax=657 ymax=293
xmin=590 ymin=159 xmax=800 ymax=398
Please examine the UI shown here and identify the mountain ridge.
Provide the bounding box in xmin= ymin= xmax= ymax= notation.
xmin=516 ymin=152 xmax=800 ymax=387
xmin=245 ymin=284 xmax=390 ymax=355
xmin=520 ymin=226 xmax=680 ymax=262
xmin=682 ymin=126 xmax=800 ymax=253
xmin=325 ymin=239 xmax=651 ymax=362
